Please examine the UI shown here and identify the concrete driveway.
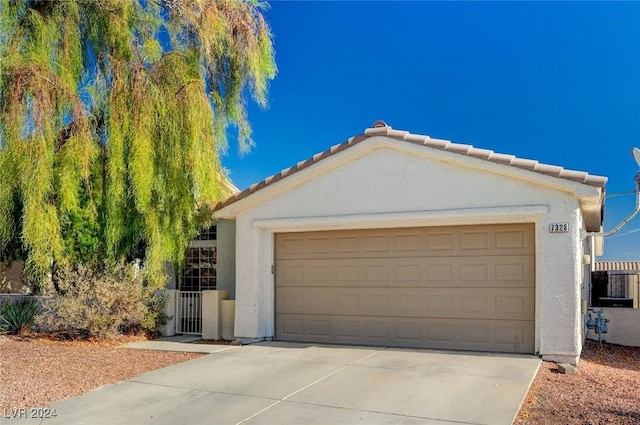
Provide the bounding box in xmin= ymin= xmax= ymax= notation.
xmin=4 ymin=342 xmax=540 ymax=425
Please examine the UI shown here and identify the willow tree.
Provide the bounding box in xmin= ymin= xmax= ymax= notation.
xmin=0 ymin=0 xmax=276 ymax=291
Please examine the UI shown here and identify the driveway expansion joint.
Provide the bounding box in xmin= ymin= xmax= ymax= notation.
xmin=234 ymin=348 xmax=386 ymax=425
xmin=274 ymin=399 xmax=488 ymax=425
xmin=126 ymin=379 xmax=283 ymax=402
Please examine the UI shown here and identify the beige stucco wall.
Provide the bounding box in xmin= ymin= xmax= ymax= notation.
xmin=587 ymin=307 xmax=640 ymax=347
xmin=217 ymin=137 xmax=602 ymax=362
xmin=202 ymin=289 xmax=229 ymax=340
xmin=159 ymin=289 xmax=176 ymax=337
xmin=164 ymin=262 xmax=177 ymax=290
xmin=216 ymin=219 xmax=236 ymax=299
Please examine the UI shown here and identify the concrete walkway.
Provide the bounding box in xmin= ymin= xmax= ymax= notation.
xmin=122 ymin=335 xmax=239 ymax=354
xmin=3 ymin=340 xmax=540 ymax=425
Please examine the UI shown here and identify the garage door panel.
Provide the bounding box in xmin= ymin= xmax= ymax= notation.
xmin=427 ymin=322 xmax=457 ymax=344
xmin=363 ymin=292 xmax=391 ymax=314
xmin=308 ymin=288 xmax=333 ymax=313
xmin=496 ymin=293 xmax=530 ymax=315
xmin=276 ymin=289 xmax=306 ymax=314
xmin=396 ymin=322 xmax=422 ymax=342
xmin=459 ymin=262 xmax=490 ymax=281
xmin=275 ymin=224 xmax=534 ymax=260
xmin=459 ymin=230 xmax=490 ymax=251
xmin=279 ymin=237 xmax=305 ymax=258
xmin=425 ymin=232 xmax=455 ymax=251
xmin=278 ymin=256 xmax=533 ymax=288
xmin=363 ymin=234 xmax=392 ymax=253
xmin=365 ymin=321 xmax=392 ymax=340
xmin=275 ymin=224 xmax=535 ymax=354
xmin=496 ymin=260 xmax=529 ymax=282
xmin=306 ymin=236 xmax=333 ymax=254
xmin=280 ymin=317 xmax=304 ymax=338
xmin=494 ymin=324 xmax=532 ymax=353
xmin=336 ymin=291 xmax=360 ymax=313
xmin=279 ymin=263 xmax=305 ymax=284
xmin=394 ymin=232 xmax=423 ymax=252
xmin=335 ymin=236 xmax=359 ymax=254
xmin=458 ymin=323 xmax=491 ymax=345
xmin=308 ymin=319 xmax=332 ymax=339
xmin=336 ymin=320 xmax=360 ymax=338
xmin=276 ymin=314 xmax=535 ymax=353
xmin=276 ymin=287 xmax=334 ymax=314
xmin=459 ymin=294 xmax=490 ymax=315
xmin=277 ymin=287 xmax=534 ymax=321
xmin=495 ymin=228 xmax=528 ymax=249
xmin=391 ymin=293 xmax=423 ymax=315
xmin=336 ymin=264 xmax=360 ymax=284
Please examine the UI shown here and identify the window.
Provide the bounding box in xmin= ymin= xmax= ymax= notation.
xmin=181 ymin=225 xmax=217 ymax=291
xmin=195 ymin=225 xmax=217 ymax=241
xmin=181 ymin=246 xmax=217 ymax=291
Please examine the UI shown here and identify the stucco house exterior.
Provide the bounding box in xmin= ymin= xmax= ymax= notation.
xmin=212 ymin=122 xmax=607 ymax=364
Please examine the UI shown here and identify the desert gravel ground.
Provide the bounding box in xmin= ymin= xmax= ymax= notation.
xmin=1 ymin=336 xmax=639 ymax=424
xmin=0 ymin=334 xmax=202 ymax=411
xmin=516 ymin=341 xmax=640 ymax=425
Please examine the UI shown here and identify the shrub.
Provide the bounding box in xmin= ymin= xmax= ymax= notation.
xmin=35 ymin=263 xmax=168 ymax=339
xmin=0 ymin=297 xmax=39 ymax=335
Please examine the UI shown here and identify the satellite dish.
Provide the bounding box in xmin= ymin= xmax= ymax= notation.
xmin=633 ymin=147 xmax=640 ymax=167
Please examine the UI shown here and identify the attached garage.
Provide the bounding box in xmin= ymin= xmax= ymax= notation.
xmin=275 ymin=224 xmax=535 ymax=353
xmin=214 ymin=122 xmax=606 ymax=363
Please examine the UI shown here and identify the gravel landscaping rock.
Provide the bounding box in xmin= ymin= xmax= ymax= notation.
xmin=0 ymin=334 xmax=202 ymax=411
xmin=516 ymin=341 xmax=640 ymax=425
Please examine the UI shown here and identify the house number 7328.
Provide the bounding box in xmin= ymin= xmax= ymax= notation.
xmin=549 ymin=223 xmax=569 ymax=233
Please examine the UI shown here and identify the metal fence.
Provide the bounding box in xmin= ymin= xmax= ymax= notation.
xmin=175 ymin=291 xmax=202 ymax=334
xmin=592 ymin=272 xmax=640 ymax=308
xmin=607 ymin=273 xmax=639 ymax=299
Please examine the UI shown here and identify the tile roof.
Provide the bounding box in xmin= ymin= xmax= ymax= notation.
xmin=595 ymin=261 xmax=640 ymax=272
xmin=214 ymin=122 xmax=607 ymax=211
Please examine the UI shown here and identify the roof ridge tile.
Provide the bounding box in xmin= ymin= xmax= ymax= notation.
xmin=488 ymin=152 xmax=516 ymax=164
xmin=424 ymin=138 xmax=450 ymax=149
xmin=402 ymin=133 xmax=430 ymax=144
xmin=445 ymin=143 xmax=473 ymax=154
xmin=468 ymin=148 xmax=494 ymax=160
xmin=364 ymin=126 xmax=391 ymax=136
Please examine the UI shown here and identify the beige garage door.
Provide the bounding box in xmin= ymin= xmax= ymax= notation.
xmin=275 ymin=224 xmax=535 ymax=354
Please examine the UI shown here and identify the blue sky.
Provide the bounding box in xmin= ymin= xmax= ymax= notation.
xmin=223 ymin=1 xmax=640 ymax=261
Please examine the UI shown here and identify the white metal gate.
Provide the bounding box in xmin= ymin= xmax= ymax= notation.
xmin=176 ymin=291 xmax=202 ymax=334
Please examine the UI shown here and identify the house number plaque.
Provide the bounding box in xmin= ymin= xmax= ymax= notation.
xmin=549 ymin=222 xmax=569 ymax=233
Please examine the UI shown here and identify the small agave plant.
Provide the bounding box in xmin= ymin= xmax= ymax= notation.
xmin=0 ymin=297 xmax=39 ymax=335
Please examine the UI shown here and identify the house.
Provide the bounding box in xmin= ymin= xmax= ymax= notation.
xmin=211 ymin=122 xmax=607 ymax=364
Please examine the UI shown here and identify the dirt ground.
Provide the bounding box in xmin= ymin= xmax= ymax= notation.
xmin=515 ymin=341 xmax=640 ymax=425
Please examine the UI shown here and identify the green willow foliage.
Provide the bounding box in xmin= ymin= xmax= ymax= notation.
xmin=0 ymin=0 xmax=276 ymax=291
